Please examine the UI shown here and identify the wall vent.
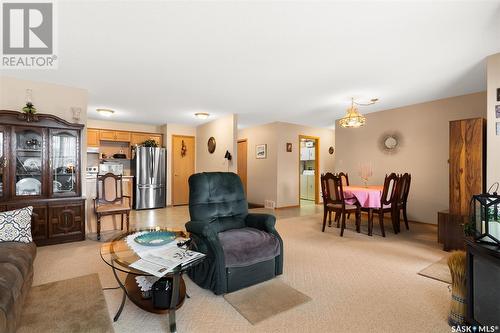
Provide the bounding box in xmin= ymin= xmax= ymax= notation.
xmin=264 ymin=200 xmax=276 ymax=209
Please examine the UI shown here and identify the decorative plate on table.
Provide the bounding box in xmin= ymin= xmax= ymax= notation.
xmin=134 ymin=231 xmax=176 ymax=246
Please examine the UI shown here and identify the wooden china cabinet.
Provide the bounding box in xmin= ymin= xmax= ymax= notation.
xmin=0 ymin=110 xmax=86 ymax=246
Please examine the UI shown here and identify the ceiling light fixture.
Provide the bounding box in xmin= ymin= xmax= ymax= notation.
xmin=195 ymin=112 xmax=210 ymax=119
xmin=96 ymin=108 xmax=115 ymax=117
xmin=338 ymin=98 xmax=378 ymax=128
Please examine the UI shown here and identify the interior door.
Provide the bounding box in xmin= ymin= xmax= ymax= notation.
xmin=172 ymin=135 xmax=195 ymax=206
xmin=237 ymin=140 xmax=248 ymax=195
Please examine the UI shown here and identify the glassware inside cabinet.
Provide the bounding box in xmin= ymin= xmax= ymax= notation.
xmin=15 ymin=129 xmax=43 ymax=196
xmin=51 ymin=131 xmax=77 ymax=195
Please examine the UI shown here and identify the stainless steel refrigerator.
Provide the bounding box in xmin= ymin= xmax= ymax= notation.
xmin=132 ymin=147 xmax=166 ymax=210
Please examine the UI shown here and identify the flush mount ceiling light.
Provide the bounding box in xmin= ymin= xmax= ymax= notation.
xmin=195 ymin=112 xmax=210 ymax=119
xmin=338 ymin=98 xmax=378 ymax=128
xmin=96 ymin=108 xmax=115 ymax=117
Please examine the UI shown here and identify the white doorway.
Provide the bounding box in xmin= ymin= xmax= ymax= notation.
xmin=299 ymin=135 xmax=319 ymax=206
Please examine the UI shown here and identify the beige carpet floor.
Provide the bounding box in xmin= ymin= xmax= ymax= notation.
xmin=32 ymin=206 xmax=451 ymax=333
xmin=19 ymin=274 xmax=114 ymax=333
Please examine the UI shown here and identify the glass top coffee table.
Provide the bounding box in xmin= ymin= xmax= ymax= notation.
xmin=100 ymin=227 xmax=205 ymax=333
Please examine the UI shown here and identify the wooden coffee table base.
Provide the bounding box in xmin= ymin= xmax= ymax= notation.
xmin=124 ymin=273 xmax=186 ymax=314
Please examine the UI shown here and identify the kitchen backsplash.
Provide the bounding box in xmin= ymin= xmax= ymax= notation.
xmin=86 ymin=153 xmax=131 ymax=176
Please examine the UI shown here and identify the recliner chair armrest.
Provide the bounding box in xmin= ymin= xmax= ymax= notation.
xmin=245 ymin=213 xmax=277 ymax=233
xmin=185 ymin=220 xmax=218 ymax=238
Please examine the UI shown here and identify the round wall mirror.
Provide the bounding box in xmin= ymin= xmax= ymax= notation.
xmin=384 ymin=136 xmax=398 ymax=150
xmin=207 ymin=137 xmax=216 ymax=154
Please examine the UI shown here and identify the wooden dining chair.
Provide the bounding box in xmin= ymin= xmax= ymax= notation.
xmin=336 ymin=172 xmax=353 ymax=220
xmin=94 ymin=173 xmax=131 ymax=240
xmin=320 ymin=173 xmax=361 ymax=236
xmin=338 ymin=172 xmax=349 ymax=187
xmin=362 ymin=173 xmax=399 ymax=237
xmin=394 ymin=173 xmax=411 ymax=232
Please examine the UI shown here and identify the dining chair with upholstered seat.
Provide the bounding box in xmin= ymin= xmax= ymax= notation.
xmin=94 ymin=173 xmax=131 ymax=240
xmin=320 ymin=172 xmax=361 ymax=236
xmin=394 ymin=173 xmax=411 ymax=232
xmin=362 ymin=173 xmax=399 ymax=237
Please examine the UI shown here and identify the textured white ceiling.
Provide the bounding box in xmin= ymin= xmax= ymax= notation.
xmin=3 ymin=1 xmax=500 ymax=128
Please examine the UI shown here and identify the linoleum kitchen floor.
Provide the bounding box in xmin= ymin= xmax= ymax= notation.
xmin=33 ymin=206 xmax=451 ymax=333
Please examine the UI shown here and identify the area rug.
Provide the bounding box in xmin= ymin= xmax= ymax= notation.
xmin=18 ymin=273 xmax=114 ymax=333
xmin=223 ymin=279 xmax=311 ymax=325
xmin=418 ymin=256 xmax=452 ymax=284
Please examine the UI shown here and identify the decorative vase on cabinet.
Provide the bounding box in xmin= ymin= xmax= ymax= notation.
xmin=0 ymin=110 xmax=86 ymax=246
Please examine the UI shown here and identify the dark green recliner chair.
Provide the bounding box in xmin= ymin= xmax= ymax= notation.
xmin=185 ymin=172 xmax=283 ymax=295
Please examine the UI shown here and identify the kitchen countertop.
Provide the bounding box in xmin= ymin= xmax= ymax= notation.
xmin=86 ymin=175 xmax=134 ymax=180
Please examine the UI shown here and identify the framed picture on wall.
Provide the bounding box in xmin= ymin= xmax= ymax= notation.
xmin=497 ymin=122 xmax=500 ymax=136
xmin=496 ymin=105 xmax=500 ymax=118
xmin=286 ymin=142 xmax=292 ymax=152
xmin=256 ymin=144 xmax=267 ymax=159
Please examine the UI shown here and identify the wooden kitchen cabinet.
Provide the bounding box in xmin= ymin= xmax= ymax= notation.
xmin=99 ymin=130 xmax=115 ymax=141
xmin=115 ymin=131 xmax=131 ymax=142
xmin=131 ymin=133 xmax=150 ymax=146
xmin=87 ymin=129 xmax=100 ymax=147
xmin=91 ymin=128 xmax=163 ymax=153
xmin=149 ymin=134 xmax=162 ymax=145
xmin=99 ymin=130 xmax=131 ymax=142
xmin=131 ymin=132 xmax=162 ymax=146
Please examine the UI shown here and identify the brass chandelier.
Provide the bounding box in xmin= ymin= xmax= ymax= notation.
xmin=339 ymin=97 xmax=378 ymax=128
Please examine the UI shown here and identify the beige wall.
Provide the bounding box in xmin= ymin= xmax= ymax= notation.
xmin=0 ymin=75 xmax=88 ymax=193
xmin=238 ymin=121 xmax=335 ymax=208
xmin=276 ymin=122 xmax=335 ymax=207
xmin=487 ymin=53 xmax=500 ymax=188
xmin=238 ymin=122 xmax=279 ymax=205
xmin=164 ymin=123 xmax=196 ymax=205
xmin=196 ymin=114 xmax=237 ymax=173
xmin=335 ymin=92 xmax=486 ymax=224
xmin=87 ymin=118 xmax=162 ymax=133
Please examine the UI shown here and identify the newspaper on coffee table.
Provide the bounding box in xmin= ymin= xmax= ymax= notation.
xmin=127 ymin=232 xmax=205 ymax=277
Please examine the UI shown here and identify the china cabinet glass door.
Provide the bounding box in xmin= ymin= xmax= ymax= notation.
xmin=50 ymin=129 xmax=78 ymax=196
xmin=0 ymin=126 xmax=8 ymax=199
xmin=14 ymin=127 xmax=44 ymax=197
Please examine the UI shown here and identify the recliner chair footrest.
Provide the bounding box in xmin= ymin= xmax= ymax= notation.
xmin=226 ymin=258 xmax=276 ymax=293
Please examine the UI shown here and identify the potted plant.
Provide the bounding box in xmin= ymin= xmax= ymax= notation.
xmin=142 ymin=139 xmax=158 ymax=148
xmin=22 ymin=102 xmax=37 ymax=115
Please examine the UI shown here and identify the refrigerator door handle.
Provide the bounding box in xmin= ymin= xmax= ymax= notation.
xmin=138 ymin=184 xmax=165 ymax=189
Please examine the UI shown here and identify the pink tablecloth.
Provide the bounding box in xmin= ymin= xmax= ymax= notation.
xmin=344 ymin=185 xmax=384 ymax=208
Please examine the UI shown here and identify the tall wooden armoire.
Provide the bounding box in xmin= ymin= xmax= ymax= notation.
xmin=438 ymin=118 xmax=485 ymax=251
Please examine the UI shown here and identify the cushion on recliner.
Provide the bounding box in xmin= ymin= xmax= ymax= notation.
xmin=218 ymin=227 xmax=280 ymax=268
